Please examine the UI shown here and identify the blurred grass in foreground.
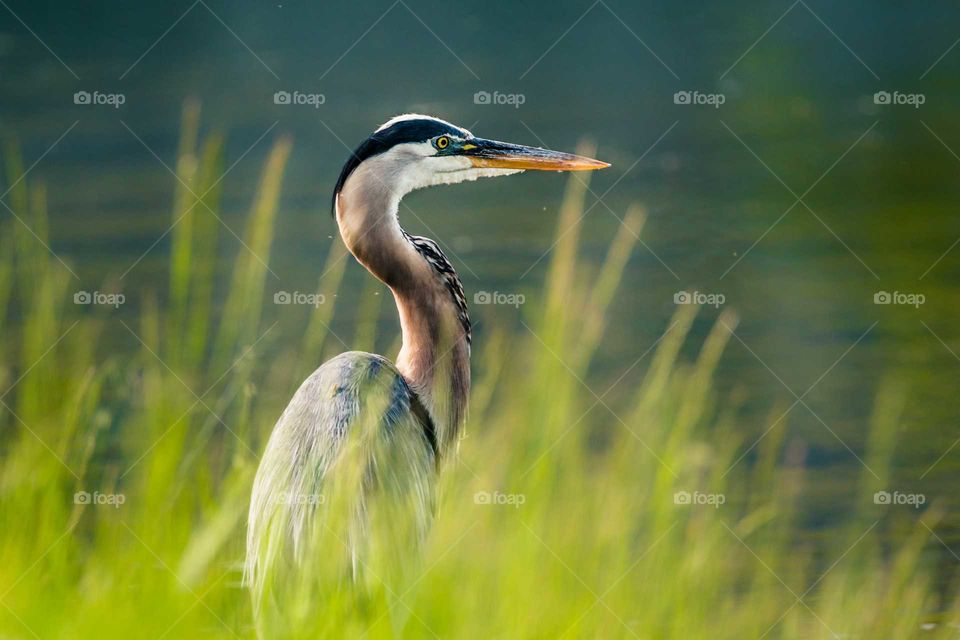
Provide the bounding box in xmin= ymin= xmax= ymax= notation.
xmin=0 ymin=107 xmax=958 ymax=639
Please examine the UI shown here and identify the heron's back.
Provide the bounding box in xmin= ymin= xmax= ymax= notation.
xmin=245 ymin=351 xmax=436 ymax=631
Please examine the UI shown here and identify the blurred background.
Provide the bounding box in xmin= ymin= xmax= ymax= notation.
xmin=2 ymin=1 xmax=960 ymax=634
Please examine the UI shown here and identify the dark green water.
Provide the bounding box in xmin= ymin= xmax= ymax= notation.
xmin=2 ymin=1 xmax=959 ymax=568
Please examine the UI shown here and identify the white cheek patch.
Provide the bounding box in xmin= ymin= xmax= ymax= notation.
xmin=400 ymin=155 xmax=521 ymax=190
xmin=429 ymin=167 xmax=523 ymax=186
xmin=366 ymin=143 xmax=524 ymax=197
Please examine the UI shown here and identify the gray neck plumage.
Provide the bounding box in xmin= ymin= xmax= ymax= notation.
xmin=334 ymin=161 xmax=471 ymax=457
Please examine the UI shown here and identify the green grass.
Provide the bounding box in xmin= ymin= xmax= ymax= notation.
xmin=0 ymin=108 xmax=957 ymax=639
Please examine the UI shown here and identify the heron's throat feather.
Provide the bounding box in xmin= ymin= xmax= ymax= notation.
xmin=401 ymin=231 xmax=471 ymax=346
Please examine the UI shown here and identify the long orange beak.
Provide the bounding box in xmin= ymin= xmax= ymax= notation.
xmin=462 ymin=138 xmax=609 ymax=172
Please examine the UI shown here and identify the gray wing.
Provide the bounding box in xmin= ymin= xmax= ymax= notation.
xmin=245 ymin=351 xmax=436 ymax=625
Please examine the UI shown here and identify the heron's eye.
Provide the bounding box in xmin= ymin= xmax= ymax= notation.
xmin=435 ymin=136 xmax=450 ymax=150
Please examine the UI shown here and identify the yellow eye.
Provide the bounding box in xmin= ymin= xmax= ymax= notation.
xmin=435 ymin=136 xmax=450 ymax=149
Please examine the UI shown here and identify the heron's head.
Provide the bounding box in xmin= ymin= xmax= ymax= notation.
xmin=333 ymin=114 xmax=609 ymax=214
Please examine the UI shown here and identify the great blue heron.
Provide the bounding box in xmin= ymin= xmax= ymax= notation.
xmin=245 ymin=114 xmax=607 ymax=629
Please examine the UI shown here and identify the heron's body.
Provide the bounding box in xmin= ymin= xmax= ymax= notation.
xmin=245 ymin=115 xmax=607 ymax=631
xmin=246 ymin=352 xmax=436 ymax=615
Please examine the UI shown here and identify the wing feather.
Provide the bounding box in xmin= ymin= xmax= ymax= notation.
xmin=246 ymin=351 xmax=436 ymax=629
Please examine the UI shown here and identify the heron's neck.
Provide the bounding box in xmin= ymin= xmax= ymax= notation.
xmin=335 ymin=170 xmax=470 ymax=455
